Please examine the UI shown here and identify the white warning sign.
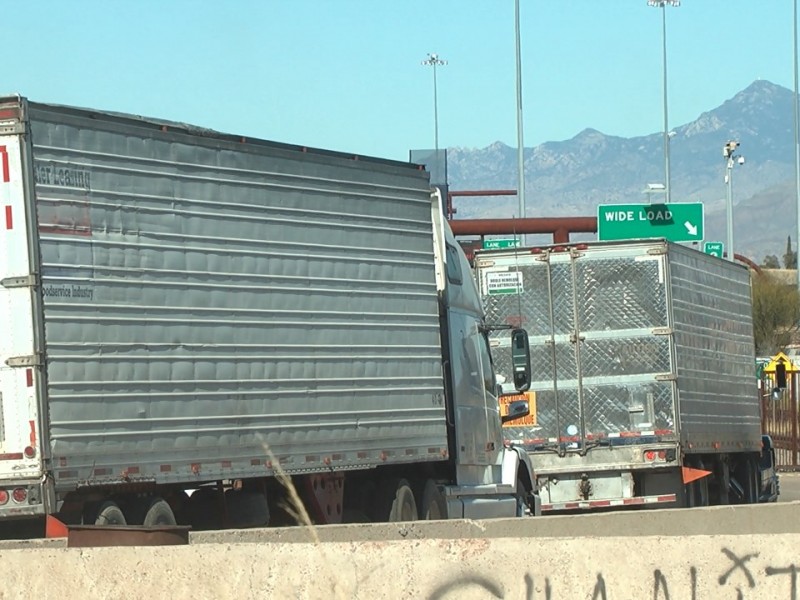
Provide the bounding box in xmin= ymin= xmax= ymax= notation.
xmin=485 ymin=271 xmax=523 ymax=295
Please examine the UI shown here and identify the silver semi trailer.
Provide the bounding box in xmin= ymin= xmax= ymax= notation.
xmin=475 ymin=239 xmax=775 ymax=512
xmin=0 ymin=95 xmax=537 ymax=530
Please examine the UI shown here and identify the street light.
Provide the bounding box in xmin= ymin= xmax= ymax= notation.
xmin=794 ymin=0 xmax=800 ymax=288
xmin=724 ymin=140 xmax=744 ymax=262
xmin=421 ymin=53 xmax=447 ymax=153
xmin=647 ymin=0 xmax=680 ymax=204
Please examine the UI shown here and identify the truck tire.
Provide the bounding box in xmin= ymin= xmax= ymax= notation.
xmin=516 ymin=477 xmax=530 ymax=517
xmin=419 ymin=479 xmax=447 ymax=520
xmin=371 ymin=478 xmax=418 ymax=522
xmin=142 ymin=497 xmax=177 ymax=527
xmin=736 ymin=456 xmax=760 ymax=505
xmin=187 ymin=487 xmax=224 ymax=530
xmin=86 ymin=501 xmax=127 ymax=526
xmin=686 ymin=459 xmax=710 ymax=508
xmin=225 ymin=490 xmax=270 ymax=528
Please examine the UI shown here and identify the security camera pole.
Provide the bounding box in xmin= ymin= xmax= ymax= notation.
xmin=724 ymin=140 xmax=742 ymax=262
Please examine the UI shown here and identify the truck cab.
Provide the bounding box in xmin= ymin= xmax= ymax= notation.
xmin=431 ymin=190 xmax=539 ymax=517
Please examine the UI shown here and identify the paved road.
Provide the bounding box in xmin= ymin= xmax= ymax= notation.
xmin=779 ymin=471 xmax=800 ymax=502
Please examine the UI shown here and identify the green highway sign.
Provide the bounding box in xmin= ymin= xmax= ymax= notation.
xmin=703 ymin=241 xmax=724 ymax=258
xmin=483 ymin=237 xmax=521 ymax=250
xmin=597 ymin=202 xmax=704 ymax=243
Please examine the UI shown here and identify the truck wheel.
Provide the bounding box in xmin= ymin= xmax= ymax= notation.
xmin=142 ymin=497 xmax=177 ymax=527
xmin=685 ymin=459 xmax=710 ymax=508
xmin=516 ymin=477 xmax=530 ymax=517
xmin=187 ymin=488 xmax=223 ymax=530
xmin=730 ymin=456 xmax=759 ymax=504
xmin=419 ymin=479 xmax=447 ymax=520
xmin=225 ymin=490 xmax=270 ymax=528
xmin=371 ymin=478 xmax=418 ymax=522
xmin=86 ymin=501 xmax=127 ymax=526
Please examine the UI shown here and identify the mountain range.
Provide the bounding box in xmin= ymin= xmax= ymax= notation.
xmin=443 ymin=79 xmax=797 ymax=263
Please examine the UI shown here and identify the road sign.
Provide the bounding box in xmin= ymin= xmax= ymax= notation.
xmin=597 ymin=202 xmax=704 ymax=243
xmin=483 ymin=237 xmax=521 ymax=250
xmin=703 ymin=241 xmax=724 ymax=258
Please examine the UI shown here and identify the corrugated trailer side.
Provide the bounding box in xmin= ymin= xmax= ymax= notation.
xmin=666 ymin=243 xmax=762 ymax=452
xmin=18 ymin=98 xmax=448 ymax=491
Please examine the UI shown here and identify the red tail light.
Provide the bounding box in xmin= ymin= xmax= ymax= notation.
xmin=12 ymin=488 xmax=26 ymax=503
xmin=23 ymin=446 xmax=35 ymax=459
xmin=0 ymin=490 xmax=8 ymax=505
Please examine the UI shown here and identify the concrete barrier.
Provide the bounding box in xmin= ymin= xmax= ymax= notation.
xmin=191 ymin=501 xmax=800 ymax=544
xmin=1 ymin=533 xmax=799 ymax=598
xmin=1 ymin=503 xmax=798 ymax=598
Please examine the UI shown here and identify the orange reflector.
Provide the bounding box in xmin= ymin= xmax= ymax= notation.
xmin=682 ymin=466 xmax=712 ymax=484
xmin=45 ymin=514 xmax=69 ymax=538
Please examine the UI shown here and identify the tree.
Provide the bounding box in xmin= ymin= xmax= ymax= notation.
xmin=784 ymin=235 xmax=798 ymax=269
xmin=752 ymin=272 xmax=800 ymax=355
xmin=762 ymin=255 xmax=780 ymax=269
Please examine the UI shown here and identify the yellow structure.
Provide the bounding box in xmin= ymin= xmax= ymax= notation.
xmin=762 ymin=352 xmax=799 ymax=374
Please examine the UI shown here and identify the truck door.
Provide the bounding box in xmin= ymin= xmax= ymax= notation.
xmin=0 ymin=118 xmax=47 ymax=514
xmin=481 ymin=246 xmax=676 ymax=452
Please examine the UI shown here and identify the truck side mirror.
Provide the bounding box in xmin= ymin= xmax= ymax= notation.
xmin=501 ymin=400 xmax=530 ymax=424
xmin=511 ymin=328 xmax=531 ymax=392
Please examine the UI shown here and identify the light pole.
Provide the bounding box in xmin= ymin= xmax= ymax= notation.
xmin=794 ymin=0 xmax=800 ymax=283
xmin=647 ymin=0 xmax=680 ymax=204
xmin=421 ymin=53 xmax=447 ymax=153
xmin=724 ymin=141 xmax=743 ymax=262
xmin=514 ymin=0 xmax=526 ymax=220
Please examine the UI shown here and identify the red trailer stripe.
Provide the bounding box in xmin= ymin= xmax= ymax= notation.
xmin=0 ymin=146 xmax=8 ymax=182
xmin=4 ymin=206 xmax=11 ymax=230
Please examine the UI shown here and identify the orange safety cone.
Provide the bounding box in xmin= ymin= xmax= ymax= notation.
xmin=45 ymin=514 xmax=69 ymax=538
xmin=682 ymin=466 xmax=713 ymax=485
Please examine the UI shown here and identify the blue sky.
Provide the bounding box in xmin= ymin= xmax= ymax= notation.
xmin=3 ymin=1 xmax=794 ymax=161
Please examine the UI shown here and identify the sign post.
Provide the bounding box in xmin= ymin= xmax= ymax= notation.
xmin=597 ymin=203 xmax=704 ymax=243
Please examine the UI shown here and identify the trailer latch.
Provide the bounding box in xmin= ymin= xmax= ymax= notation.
xmin=1 ymin=274 xmax=38 ymax=289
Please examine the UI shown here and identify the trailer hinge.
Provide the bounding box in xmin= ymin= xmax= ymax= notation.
xmin=655 ymin=373 xmax=677 ymax=382
xmin=647 ymin=247 xmax=668 ymax=256
xmin=5 ymin=354 xmax=42 ymax=368
xmin=0 ymin=122 xmax=26 ymax=135
xmin=1 ymin=274 xmax=38 ymax=289
xmin=651 ymin=327 xmax=673 ymax=336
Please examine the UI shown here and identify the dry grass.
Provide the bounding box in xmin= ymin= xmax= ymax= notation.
xmin=258 ymin=439 xmax=350 ymax=599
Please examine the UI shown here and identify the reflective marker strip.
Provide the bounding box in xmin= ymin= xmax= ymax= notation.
xmin=4 ymin=206 xmax=10 ymax=230
xmin=0 ymin=146 xmax=8 ymax=183
xmin=542 ymin=493 xmax=677 ymax=512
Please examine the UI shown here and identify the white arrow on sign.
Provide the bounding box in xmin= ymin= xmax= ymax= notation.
xmin=684 ymin=221 xmax=698 ymax=236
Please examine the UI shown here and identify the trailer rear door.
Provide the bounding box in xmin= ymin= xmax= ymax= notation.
xmin=0 ymin=110 xmax=46 ymax=508
xmin=478 ymin=244 xmax=678 ymax=452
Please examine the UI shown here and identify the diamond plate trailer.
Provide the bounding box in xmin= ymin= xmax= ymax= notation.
xmin=475 ymin=239 xmax=776 ymax=511
xmin=0 ymin=96 xmax=538 ymax=532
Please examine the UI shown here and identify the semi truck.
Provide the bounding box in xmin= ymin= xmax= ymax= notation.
xmin=475 ymin=239 xmax=777 ymax=512
xmin=0 ymin=95 xmax=538 ymax=532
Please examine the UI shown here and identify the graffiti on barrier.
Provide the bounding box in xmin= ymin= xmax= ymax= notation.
xmin=426 ymin=548 xmax=799 ymax=599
